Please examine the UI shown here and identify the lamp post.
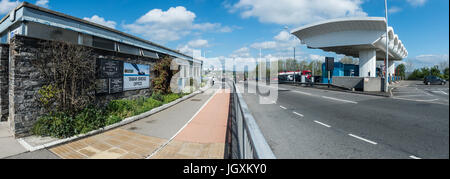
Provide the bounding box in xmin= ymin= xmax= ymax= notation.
xmin=285 ymin=26 xmax=297 ymax=84
xmin=384 ymin=0 xmax=390 ymax=92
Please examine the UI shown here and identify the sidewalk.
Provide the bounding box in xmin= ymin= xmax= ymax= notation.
xmin=47 ymin=86 xmax=230 ymax=159
xmin=150 ymin=89 xmax=230 ymax=159
xmin=0 ymin=122 xmax=27 ymax=158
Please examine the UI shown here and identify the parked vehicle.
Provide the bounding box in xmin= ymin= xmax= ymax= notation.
xmin=424 ymin=76 xmax=447 ymax=85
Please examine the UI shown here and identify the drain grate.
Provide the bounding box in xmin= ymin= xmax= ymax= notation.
xmin=191 ymin=99 xmax=202 ymax=102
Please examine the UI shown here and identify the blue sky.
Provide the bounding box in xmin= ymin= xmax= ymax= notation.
xmin=0 ymin=0 xmax=448 ymax=70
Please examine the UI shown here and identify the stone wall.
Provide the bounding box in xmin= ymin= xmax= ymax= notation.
xmin=0 ymin=44 xmax=9 ymax=121
xmin=8 ymin=35 xmax=161 ymax=137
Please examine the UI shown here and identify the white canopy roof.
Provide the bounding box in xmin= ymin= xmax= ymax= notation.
xmin=291 ymin=17 xmax=408 ymax=61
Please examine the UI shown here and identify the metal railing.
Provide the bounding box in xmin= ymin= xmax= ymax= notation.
xmin=226 ymin=81 xmax=276 ymax=159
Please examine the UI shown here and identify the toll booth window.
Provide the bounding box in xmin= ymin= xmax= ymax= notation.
xmin=92 ymin=36 xmax=115 ymax=51
xmin=80 ymin=33 xmax=93 ymax=46
xmin=142 ymin=49 xmax=159 ymax=59
xmin=27 ymin=22 xmax=78 ymax=44
xmin=118 ymin=43 xmax=140 ymax=56
xmin=0 ymin=33 xmax=7 ymax=44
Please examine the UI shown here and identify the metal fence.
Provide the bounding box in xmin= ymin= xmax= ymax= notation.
xmin=226 ymin=81 xmax=276 ymax=159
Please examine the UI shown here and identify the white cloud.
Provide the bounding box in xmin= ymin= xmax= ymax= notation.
xmin=137 ymin=6 xmax=195 ymax=25
xmin=35 ymin=0 xmax=49 ymax=8
xmin=406 ymin=0 xmax=427 ymax=7
xmin=230 ymin=47 xmax=251 ymax=58
xmin=388 ymin=6 xmax=402 ymax=14
xmin=178 ymin=39 xmax=209 ymax=56
xmin=187 ymin=39 xmax=209 ymax=48
xmin=250 ymin=30 xmax=298 ymax=51
xmin=406 ymin=54 xmax=449 ymax=69
xmin=274 ymin=31 xmax=291 ymax=41
xmin=230 ymin=0 xmax=367 ymax=25
xmin=0 ymin=0 xmax=19 ymax=15
xmin=308 ymin=54 xmax=326 ymax=62
xmin=178 ymin=44 xmax=195 ymax=56
xmin=83 ymin=15 xmax=117 ymax=29
xmin=124 ymin=6 xmax=232 ymax=43
xmin=250 ymin=41 xmax=278 ymax=49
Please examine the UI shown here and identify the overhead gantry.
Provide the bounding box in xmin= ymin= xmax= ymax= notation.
xmin=291 ymin=17 xmax=407 ymax=78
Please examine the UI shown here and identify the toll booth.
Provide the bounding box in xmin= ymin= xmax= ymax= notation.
xmin=322 ymin=62 xmax=360 ymax=83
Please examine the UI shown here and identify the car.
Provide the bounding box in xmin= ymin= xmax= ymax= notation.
xmin=424 ymin=76 xmax=447 ymax=85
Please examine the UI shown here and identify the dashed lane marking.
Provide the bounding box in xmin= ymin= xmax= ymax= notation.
xmin=348 ymin=134 xmax=378 ymax=145
xmin=322 ymin=96 xmax=358 ymax=104
xmin=314 ymin=121 xmax=331 ymax=128
xmin=293 ymin=112 xmax=304 ymax=117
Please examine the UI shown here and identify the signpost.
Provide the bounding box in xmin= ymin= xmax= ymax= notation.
xmin=325 ymin=57 xmax=335 ymax=88
xmin=123 ymin=63 xmax=150 ymax=91
xmin=96 ymin=58 xmax=151 ymax=94
xmin=97 ymin=59 xmax=124 ymax=94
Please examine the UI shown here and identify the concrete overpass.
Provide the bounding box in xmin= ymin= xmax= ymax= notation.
xmin=291 ymin=17 xmax=408 ymax=78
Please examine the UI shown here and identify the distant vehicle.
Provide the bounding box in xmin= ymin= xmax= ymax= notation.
xmin=424 ymin=76 xmax=446 ymax=85
xmin=302 ymin=70 xmax=312 ymax=80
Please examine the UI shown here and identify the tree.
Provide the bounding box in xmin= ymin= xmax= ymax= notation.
xmin=153 ymin=56 xmax=175 ymax=94
xmin=439 ymin=61 xmax=449 ymax=73
xmin=444 ymin=67 xmax=449 ymax=80
xmin=33 ymin=41 xmax=96 ymax=115
xmin=430 ymin=66 xmax=441 ymax=77
xmin=396 ymin=64 xmax=406 ymax=79
xmin=340 ymin=56 xmax=358 ymax=65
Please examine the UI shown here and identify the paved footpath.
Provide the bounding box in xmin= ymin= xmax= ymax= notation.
xmin=151 ymin=89 xmax=230 ymax=159
xmin=45 ymin=86 xmax=230 ymax=159
xmin=0 ymin=122 xmax=27 ymax=158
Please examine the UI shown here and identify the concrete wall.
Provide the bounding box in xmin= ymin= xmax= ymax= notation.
xmin=363 ymin=77 xmax=383 ymax=92
xmin=332 ymin=77 xmax=363 ymax=90
xmin=332 ymin=76 xmax=383 ymax=92
xmin=0 ymin=44 xmax=9 ymax=121
xmin=7 ymin=35 xmax=168 ymax=137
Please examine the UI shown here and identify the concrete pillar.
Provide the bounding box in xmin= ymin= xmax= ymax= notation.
xmin=388 ymin=60 xmax=395 ymax=77
xmin=359 ymin=50 xmax=377 ymax=77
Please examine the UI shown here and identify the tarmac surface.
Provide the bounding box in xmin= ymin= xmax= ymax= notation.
xmin=238 ymin=81 xmax=449 ymax=159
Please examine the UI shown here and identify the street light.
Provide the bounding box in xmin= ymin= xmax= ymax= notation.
xmin=285 ymin=26 xmax=297 ymax=84
xmin=384 ymin=0 xmax=390 ymax=92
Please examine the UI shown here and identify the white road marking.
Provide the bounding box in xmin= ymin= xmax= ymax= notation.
xmin=322 ymin=96 xmax=358 ymax=104
xmin=409 ymin=155 xmax=421 ymax=159
xmin=392 ymin=97 xmax=439 ymax=102
xmin=348 ymin=134 xmax=378 ymax=145
xmin=314 ymin=121 xmax=331 ymax=128
xmin=394 ymin=94 xmax=427 ymax=98
xmin=293 ymin=112 xmax=304 ymax=117
xmin=433 ymin=91 xmax=448 ymax=95
xmin=280 ymin=106 xmax=287 ymax=110
xmin=291 ymin=90 xmax=312 ymax=96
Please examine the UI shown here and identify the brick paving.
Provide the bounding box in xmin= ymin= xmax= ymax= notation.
xmin=50 ymin=129 xmax=167 ymax=159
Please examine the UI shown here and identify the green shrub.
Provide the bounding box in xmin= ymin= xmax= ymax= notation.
xmin=106 ymin=115 xmax=122 ymax=126
xmin=74 ymin=107 xmax=106 ymax=134
xmin=151 ymin=92 xmax=164 ymax=102
xmin=133 ymin=98 xmax=163 ymax=115
xmin=32 ymin=112 xmax=76 ymax=139
xmin=163 ymin=93 xmax=181 ymax=104
xmin=37 ymin=85 xmax=60 ymax=112
xmin=32 ymin=92 xmax=184 ymax=139
xmin=107 ymin=99 xmax=137 ymax=118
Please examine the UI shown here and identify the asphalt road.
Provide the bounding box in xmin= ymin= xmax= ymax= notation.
xmin=237 ymin=81 xmax=449 ymax=159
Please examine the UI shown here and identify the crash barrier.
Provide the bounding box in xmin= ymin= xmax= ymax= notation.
xmin=226 ymin=81 xmax=276 ymax=159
